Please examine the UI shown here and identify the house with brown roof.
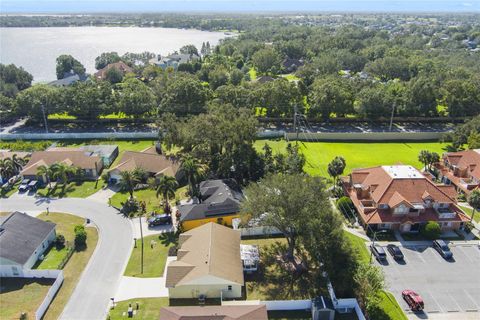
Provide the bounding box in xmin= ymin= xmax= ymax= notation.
xmin=342 ymin=165 xmax=470 ymax=233
xmin=94 ymin=61 xmax=133 ymax=80
xmin=436 ymin=149 xmax=480 ymax=196
xmin=165 ymin=222 xmax=244 ymax=299
xmin=108 ymin=146 xmax=181 ymax=183
xmin=20 ymin=150 xmax=103 ymax=183
xmin=159 ymin=305 xmax=268 ymax=320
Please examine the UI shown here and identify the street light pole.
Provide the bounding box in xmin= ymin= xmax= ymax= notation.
xmin=370 ymin=229 xmax=387 ymax=263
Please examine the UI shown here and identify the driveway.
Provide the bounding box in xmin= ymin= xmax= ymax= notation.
xmin=374 ymin=243 xmax=480 ymax=319
xmin=0 ymin=196 xmax=133 ymax=320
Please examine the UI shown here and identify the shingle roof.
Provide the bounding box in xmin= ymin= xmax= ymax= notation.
xmin=177 ymin=179 xmax=244 ymax=222
xmin=0 ymin=212 xmax=55 ymax=265
xmin=109 ymin=147 xmax=180 ymax=177
xmin=20 ymin=150 xmax=101 ymax=176
xmin=94 ymin=61 xmax=133 ymax=80
xmin=444 ymin=149 xmax=480 ymax=180
xmin=160 ymin=305 xmax=268 ymax=320
xmin=165 ymin=223 xmax=244 ymax=288
xmin=0 ymin=151 xmax=31 ymax=160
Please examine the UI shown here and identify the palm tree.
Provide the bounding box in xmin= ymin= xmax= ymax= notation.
xmin=0 ymin=158 xmax=15 ymax=181
xmin=10 ymin=154 xmax=27 ymax=174
xmin=52 ymin=163 xmax=73 ymax=186
xmin=119 ymin=170 xmax=139 ymax=199
xmin=181 ymin=154 xmax=205 ymax=197
xmin=467 ymin=189 xmax=480 ymax=222
xmin=132 ymin=166 xmax=148 ymax=184
xmin=37 ymin=164 xmax=54 ymax=190
xmin=156 ymin=175 xmax=178 ymax=214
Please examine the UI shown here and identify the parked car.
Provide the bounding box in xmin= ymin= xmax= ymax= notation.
xmin=387 ymin=244 xmax=404 ymax=260
xmin=147 ymin=214 xmax=172 ymax=227
xmin=402 ymin=290 xmax=424 ymax=311
xmin=370 ymin=244 xmax=387 ymax=262
xmin=18 ymin=179 xmax=30 ymax=193
xmin=27 ymin=180 xmax=39 ymax=192
xmin=433 ymin=240 xmax=453 ymax=259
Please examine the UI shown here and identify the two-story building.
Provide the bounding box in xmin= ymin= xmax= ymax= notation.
xmin=437 ymin=149 xmax=480 ymax=196
xmin=342 ymin=165 xmax=470 ymax=233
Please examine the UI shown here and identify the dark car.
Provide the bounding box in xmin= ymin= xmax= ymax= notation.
xmin=433 ymin=240 xmax=453 ymax=259
xmin=370 ymin=244 xmax=387 ymax=262
xmin=387 ymin=244 xmax=404 ymax=260
xmin=147 ymin=214 xmax=172 ymax=227
xmin=402 ymin=290 xmax=424 ymax=311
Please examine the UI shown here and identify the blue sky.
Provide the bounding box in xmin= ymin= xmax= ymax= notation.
xmin=1 ymin=0 xmax=479 ymax=13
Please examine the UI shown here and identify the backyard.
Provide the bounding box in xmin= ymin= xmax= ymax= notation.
xmin=254 ymin=140 xmax=448 ymax=177
xmin=0 ymin=277 xmax=55 ymax=320
xmin=123 ymin=233 xmax=173 ymax=278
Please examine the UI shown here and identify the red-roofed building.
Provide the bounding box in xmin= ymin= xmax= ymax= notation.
xmin=436 ymin=149 xmax=480 ymax=196
xmin=342 ymin=165 xmax=470 ymax=233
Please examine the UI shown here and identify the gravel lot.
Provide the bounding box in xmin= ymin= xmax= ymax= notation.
xmin=375 ymin=243 xmax=480 ymax=319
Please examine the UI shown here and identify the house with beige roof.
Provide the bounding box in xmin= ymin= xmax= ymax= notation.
xmin=342 ymin=165 xmax=470 ymax=233
xmin=20 ymin=150 xmax=103 ymax=183
xmin=436 ymin=149 xmax=480 ymax=196
xmin=159 ymin=305 xmax=268 ymax=320
xmin=165 ymin=222 xmax=244 ymax=299
xmin=108 ymin=146 xmax=182 ymax=183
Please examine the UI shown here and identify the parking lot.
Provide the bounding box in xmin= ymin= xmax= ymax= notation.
xmin=374 ymin=243 xmax=480 ymax=318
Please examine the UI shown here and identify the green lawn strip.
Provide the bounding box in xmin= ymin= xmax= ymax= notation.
xmin=0 ymin=278 xmax=55 ymax=320
xmin=1 ymin=180 xmax=21 ymax=198
xmin=280 ymin=73 xmax=301 ymax=82
xmin=36 ymin=179 xmax=106 ymax=198
xmin=254 ymin=140 xmax=448 ymax=177
xmin=459 ymin=205 xmax=480 ymax=223
xmin=124 ymin=234 xmax=173 ymax=278
xmin=249 ymin=67 xmax=257 ymax=80
xmin=344 ymin=231 xmax=370 ymax=265
xmin=108 ymin=297 xmax=168 ymax=320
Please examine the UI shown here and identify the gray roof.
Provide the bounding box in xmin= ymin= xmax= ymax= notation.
xmin=78 ymin=145 xmax=118 ymax=157
xmin=0 ymin=212 xmax=56 ymax=265
xmin=178 ymin=179 xmax=244 ymax=222
xmin=48 ymin=73 xmax=88 ymax=87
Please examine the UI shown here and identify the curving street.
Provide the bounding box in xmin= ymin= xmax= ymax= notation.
xmin=0 ymin=196 xmax=133 ymax=320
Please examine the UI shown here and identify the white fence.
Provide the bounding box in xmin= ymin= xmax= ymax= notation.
xmin=238 ymin=226 xmax=282 ymax=237
xmin=22 ymin=269 xmax=62 ymax=279
xmin=34 ymin=270 xmax=64 ymax=320
xmin=262 ymin=299 xmax=312 ymax=311
xmin=284 ymin=131 xmax=445 ymax=141
xmin=0 ymin=132 xmax=157 ymax=140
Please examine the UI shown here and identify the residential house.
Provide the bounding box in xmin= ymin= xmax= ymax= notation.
xmin=0 ymin=212 xmax=56 ymax=277
xmin=160 ymin=305 xmax=268 ymax=320
xmin=342 ymin=165 xmax=470 ymax=233
xmin=48 ymin=71 xmax=88 ymax=87
xmin=108 ymin=146 xmax=181 ymax=182
xmin=436 ymin=149 xmax=480 ymax=196
xmin=177 ymin=179 xmax=244 ymax=231
xmin=282 ymin=57 xmax=304 ymax=73
xmin=149 ymin=53 xmax=200 ymax=70
xmin=20 ymin=150 xmax=103 ymax=183
xmin=257 ymin=75 xmax=275 ymax=83
xmin=165 ymin=222 xmax=244 ymax=299
xmin=49 ymin=145 xmax=119 ymax=167
xmin=94 ymin=61 xmax=133 ymax=80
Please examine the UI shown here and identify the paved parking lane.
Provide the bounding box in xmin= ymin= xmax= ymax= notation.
xmin=374 ymin=243 xmax=480 ymax=319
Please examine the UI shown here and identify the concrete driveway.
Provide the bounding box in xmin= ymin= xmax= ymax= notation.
xmin=374 ymin=243 xmax=480 ymax=319
xmin=0 ymin=196 xmax=133 ymax=320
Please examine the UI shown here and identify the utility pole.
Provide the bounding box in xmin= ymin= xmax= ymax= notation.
xmin=41 ymin=104 xmax=48 ymax=133
xmin=389 ymin=103 xmax=396 ymax=132
xmin=139 ymin=201 xmax=146 ymax=274
xmin=293 ymin=105 xmax=299 ymax=145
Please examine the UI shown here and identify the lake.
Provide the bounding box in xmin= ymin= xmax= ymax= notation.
xmin=0 ymin=27 xmax=230 ymax=82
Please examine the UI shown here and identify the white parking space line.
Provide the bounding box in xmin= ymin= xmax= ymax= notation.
xmin=425 ymin=247 xmax=443 ymax=263
xmin=466 ymin=288 xmax=480 ymax=310
xmin=455 ymin=246 xmax=474 ymax=263
xmin=414 ymin=247 xmax=427 ymax=263
xmin=462 ymin=289 xmax=479 ymax=312
xmin=423 ymin=290 xmax=443 ymax=313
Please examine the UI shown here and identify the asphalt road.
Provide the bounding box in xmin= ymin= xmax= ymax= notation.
xmin=375 ymin=243 xmax=480 ymax=319
xmin=0 ymin=196 xmax=133 ymax=320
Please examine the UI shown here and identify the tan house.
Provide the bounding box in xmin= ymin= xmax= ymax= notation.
xmin=20 ymin=150 xmax=103 ymax=183
xmin=342 ymin=165 xmax=470 ymax=233
xmin=160 ymin=305 xmax=268 ymax=320
xmin=436 ymin=149 xmax=480 ymax=196
xmin=165 ymin=222 xmax=244 ymax=299
xmin=94 ymin=61 xmax=133 ymax=80
xmin=108 ymin=146 xmax=181 ymax=182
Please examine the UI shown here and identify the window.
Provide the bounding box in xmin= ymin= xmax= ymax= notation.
xmin=12 ymin=266 xmax=19 ymax=276
xmin=227 ymin=285 xmax=232 ymax=291
xmin=378 ymin=204 xmax=388 ymax=209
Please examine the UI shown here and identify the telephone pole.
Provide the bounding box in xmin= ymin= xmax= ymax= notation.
xmin=41 ymin=104 xmax=48 ymax=133
xmin=293 ymin=105 xmax=299 ymax=145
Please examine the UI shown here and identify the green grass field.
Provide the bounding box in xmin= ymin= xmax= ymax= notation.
xmin=124 ymin=234 xmax=173 ymax=278
xmin=254 ymin=140 xmax=448 ymax=177
xmin=108 ymin=298 xmax=168 ymax=320
xmin=458 ymin=205 xmax=480 ymax=223
xmin=37 ymin=180 xmax=106 ymax=199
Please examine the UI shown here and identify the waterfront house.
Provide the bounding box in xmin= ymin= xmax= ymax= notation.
xmin=94 ymin=61 xmax=134 ymax=80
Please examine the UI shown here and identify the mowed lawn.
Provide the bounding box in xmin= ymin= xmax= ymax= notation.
xmin=0 ymin=278 xmax=55 ymax=320
xmin=254 ymin=140 xmax=448 ymax=177
xmin=36 ymin=179 xmax=106 ymax=199
xmin=124 ymin=234 xmax=173 ymax=278
xmin=108 ymin=297 xmax=169 ymax=320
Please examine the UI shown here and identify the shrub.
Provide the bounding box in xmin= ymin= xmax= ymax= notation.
xmin=55 ymin=234 xmax=65 ymax=249
xmin=74 ymin=225 xmax=87 ymax=249
xmin=337 ymin=196 xmax=355 ymax=218
xmin=421 ymin=221 xmax=441 ymax=240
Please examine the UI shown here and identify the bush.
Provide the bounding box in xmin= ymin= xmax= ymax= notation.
xmin=55 ymin=234 xmax=65 ymax=249
xmin=74 ymin=225 xmax=87 ymax=249
xmin=421 ymin=221 xmax=441 ymax=240
xmin=168 ymin=245 xmax=178 ymax=257
xmin=120 ymin=198 xmax=140 ymax=217
xmin=337 ymin=196 xmax=355 ymax=219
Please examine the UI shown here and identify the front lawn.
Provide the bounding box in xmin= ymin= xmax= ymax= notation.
xmin=459 ymin=205 xmax=480 ymax=223
xmin=35 ymin=212 xmax=84 ymax=269
xmin=108 ymin=297 xmax=169 ymax=320
xmin=124 ymin=234 xmax=173 ymax=278
xmin=344 ymin=231 xmax=370 ymax=264
xmin=254 ymin=140 xmax=448 ymax=177
xmin=35 ymin=212 xmax=98 ymax=320
xmin=1 ymin=180 xmax=20 ymax=198
xmin=110 ymin=186 xmax=188 ymax=213
xmin=36 ymin=179 xmax=106 ymax=198
xmin=0 ymin=277 xmax=55 ymax=320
